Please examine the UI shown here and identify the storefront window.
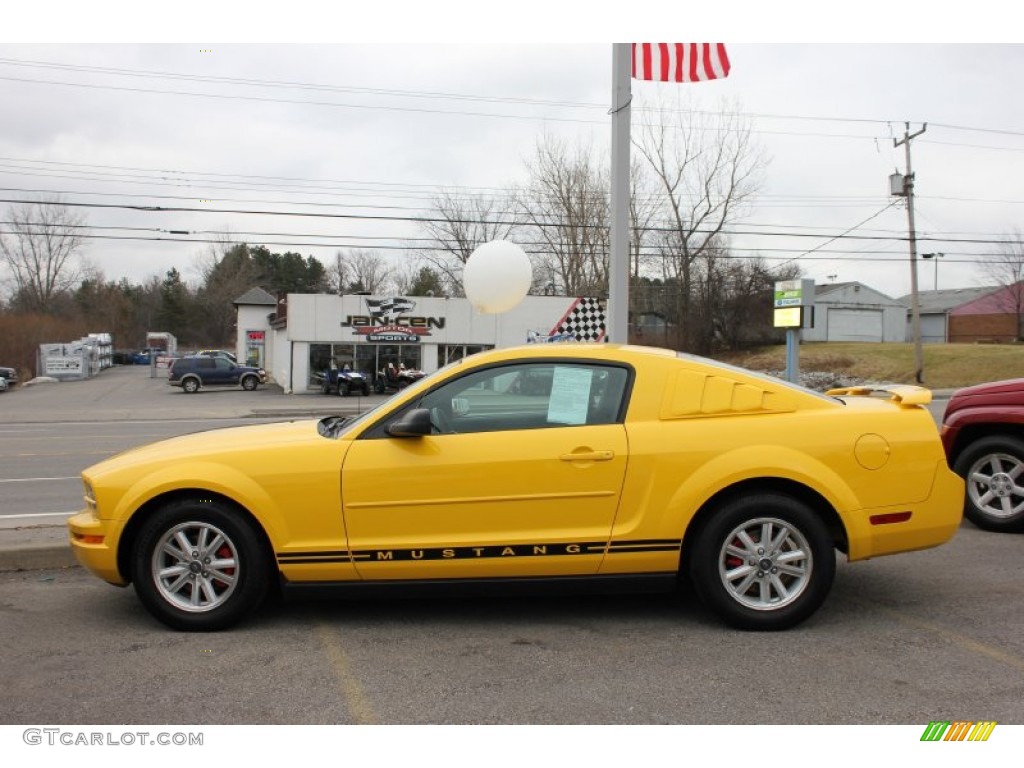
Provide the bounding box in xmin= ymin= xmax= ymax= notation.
xmin=308 ymin=344 xmax=332 ymax=387
xmin=310 ymin=343 xmax=426 ymax=389
xmin=355 ymin=345 xmax=378 ymax=378
xmin=439 ymin=344 xmax=492 ymax=367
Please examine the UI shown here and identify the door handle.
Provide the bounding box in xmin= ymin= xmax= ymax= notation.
xmin=559 ymin=450 xmax=614 ymax=462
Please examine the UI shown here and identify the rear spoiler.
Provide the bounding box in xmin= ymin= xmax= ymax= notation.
xmin=825 ymin=385 xmax=932 ymax=407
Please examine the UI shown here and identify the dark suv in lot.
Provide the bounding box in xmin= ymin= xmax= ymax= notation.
xmin=168 ymin=356 xmax=267 ymax=394
xmin=942 ymin=377 xmax=1024 ymax=532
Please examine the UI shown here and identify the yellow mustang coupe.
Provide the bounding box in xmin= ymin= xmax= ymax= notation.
xmin=68 ymin=344 xmax=963 ymax=632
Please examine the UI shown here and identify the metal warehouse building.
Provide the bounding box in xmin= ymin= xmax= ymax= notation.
xmin=801 ymin=282 xmax=907 ymax=343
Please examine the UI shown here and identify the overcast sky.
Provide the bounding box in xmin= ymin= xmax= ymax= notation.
xmin=2 ymin=4 xmax=1021 ymax=303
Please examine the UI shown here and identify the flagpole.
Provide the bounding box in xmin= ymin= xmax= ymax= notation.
xmin=608 ymin=43 xmax=632 ymax=344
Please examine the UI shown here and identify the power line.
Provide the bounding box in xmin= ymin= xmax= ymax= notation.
xmin=2 ymin=195 xmax=1019 ymax=247
xmin=1 ymin=55 xmax=1021 ymax=140
xmin=3 ymin=71 xmax=1023 ymax=151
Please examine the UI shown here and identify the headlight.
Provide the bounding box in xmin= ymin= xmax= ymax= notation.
xmin=83 ymin=480 xmax=97 ymax=512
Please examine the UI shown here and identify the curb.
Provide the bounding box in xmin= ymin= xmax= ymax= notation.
xmin=0 ymin=543 xmax=79 ymax=573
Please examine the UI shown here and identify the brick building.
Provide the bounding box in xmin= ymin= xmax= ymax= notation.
xmin=948 ymin=283 xmax=1024 ymax=343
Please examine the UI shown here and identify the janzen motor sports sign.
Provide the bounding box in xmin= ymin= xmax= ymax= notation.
xmin=340 ymin=296 xmax=445 ymax=343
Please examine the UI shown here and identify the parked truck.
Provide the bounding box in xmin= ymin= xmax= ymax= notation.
xmin=145 ymin=332 xmax=178 ymax=356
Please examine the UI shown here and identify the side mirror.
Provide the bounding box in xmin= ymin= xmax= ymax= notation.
xmin=387 ymin=408 xmax=433 ymax=438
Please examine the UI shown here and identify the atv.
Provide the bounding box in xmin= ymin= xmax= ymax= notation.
xmin=318 ymin=366 xmax=371 ymax=396
xmin=373 ymin=364 xmax=425 ymax=394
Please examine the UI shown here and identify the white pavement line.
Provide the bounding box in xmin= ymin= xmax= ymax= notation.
xmin=0 ymin=476 xmax=78 ymax=483
xmin=1 ymin=512 xmax=76 ymax=520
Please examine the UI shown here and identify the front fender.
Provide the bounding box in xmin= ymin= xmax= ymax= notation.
xmin=108 ymin=461 xmax=286 ymax=546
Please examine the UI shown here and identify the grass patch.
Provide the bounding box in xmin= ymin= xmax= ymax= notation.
xmin=716 ymin=342 xmax=1024 ymax=389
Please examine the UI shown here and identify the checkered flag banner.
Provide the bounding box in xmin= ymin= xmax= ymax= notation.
xmin=550 ymin=297 xmax=606 ymax=342
xmin=364 ymin=297 xmax=416 ymax=323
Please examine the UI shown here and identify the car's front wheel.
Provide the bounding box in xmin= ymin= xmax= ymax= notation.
xmin=241 ymin=375 xmax=259 ymax=391
xmin=689 ymin=493 xmax=835 ymax=631
xmin=337 ymin=381 xmax=349 ymax=397
xmin=953 ymin=435 xmax=1024 ymax=532
xmin=130 ymin=500 xmax=271 ymax=631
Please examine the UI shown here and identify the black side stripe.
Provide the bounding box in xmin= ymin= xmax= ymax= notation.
xmin=277 ymin=539 xmax=682 ymax=565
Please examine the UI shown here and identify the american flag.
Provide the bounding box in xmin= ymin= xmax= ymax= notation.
xmin=632 ymin=43 xmax=731 ymax=83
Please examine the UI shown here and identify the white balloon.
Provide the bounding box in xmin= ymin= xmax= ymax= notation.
xmin=463 ymin=240 xmax=533 ymax=314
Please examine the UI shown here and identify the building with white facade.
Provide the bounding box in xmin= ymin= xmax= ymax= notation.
xmin=234 ymin=290 xmax=606 ymax=394
xmin=802 ymin=282 xmax=906 ymax=343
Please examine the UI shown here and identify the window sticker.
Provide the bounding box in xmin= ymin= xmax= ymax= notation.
xmin=547 ymin=367 xmax=593 ymax=425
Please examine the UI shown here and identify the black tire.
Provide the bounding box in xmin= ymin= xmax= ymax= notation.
xmin=182 ymin=377 xmax=200 ymax=394
xmin=953 ymin=435 xmax=1024 ymax=532
xmin=241 ymin=375 xmax=258 ymax=391
xmin=321 ymin=380 xmax=331 ymax=395
xmin=130 ymin=499 xmax=271 ymax=631
xmin=337 ymin=381 xmax=349 ymax=397
xmin=688 ymin=493 xmax=835 ymax=631
xmin=374 ymin=380 xmax=385 ymax=394
xmin=360 ymin=383 xmax=370 ymax=396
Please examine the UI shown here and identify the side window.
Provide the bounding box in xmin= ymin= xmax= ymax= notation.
xmin=215 ymin=358 xmax=233 ymax=371
xmin=197 ymin=358 xmax=215 ymax=370
xmin=416 ymin=363 xmax=629 ymax=435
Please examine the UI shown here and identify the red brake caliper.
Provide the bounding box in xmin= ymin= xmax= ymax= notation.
xmin=215 ymin=545 xmax=235 ymax=586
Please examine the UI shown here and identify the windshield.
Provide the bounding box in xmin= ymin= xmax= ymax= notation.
xmin=317 ymin=357 xmax=467 ymax=439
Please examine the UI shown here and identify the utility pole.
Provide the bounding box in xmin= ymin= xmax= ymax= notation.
xmin=892 ymin=122 xmax=927 ymax=384
xmin=608 ymin=44 xmax=632 ymax=344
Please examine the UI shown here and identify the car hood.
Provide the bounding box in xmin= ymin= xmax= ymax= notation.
xmin=85 ymin=419 xmax=324 ymax=478
xmin=951 ymin=378 xmax=1024 ymax=399
xmin=946 ymin=378 xmax=1024 ymax=415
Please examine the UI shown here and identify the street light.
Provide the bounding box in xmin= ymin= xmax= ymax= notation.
xmin=922 ymin=252 xmax=944 ymax=290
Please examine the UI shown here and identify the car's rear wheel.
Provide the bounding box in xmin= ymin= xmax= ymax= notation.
xmin=182 ymin=377 xmax=200 ymax=394
xmin=689 ymin=493 xmax=835 ymax=630
xmin=130 ymin=499 xmax=271 ymax=631
xmin=241 ymin=375 xmax=258 ymax=391
xmin=953 ymin=436 xmax=1024 ymax=532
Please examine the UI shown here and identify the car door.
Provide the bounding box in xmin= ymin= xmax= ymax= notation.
xmin=341 ymin=361 xmax=632 ymax=581
xmin=213 ymin=356 xmax=237 ymax=385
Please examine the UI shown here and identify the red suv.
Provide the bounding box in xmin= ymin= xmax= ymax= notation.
xmin=941 ymin=378 xmax=1024 ymax=532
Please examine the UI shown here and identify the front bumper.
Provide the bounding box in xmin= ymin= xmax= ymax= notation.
xmin=67 ymin=510 xmax=127 ymax=586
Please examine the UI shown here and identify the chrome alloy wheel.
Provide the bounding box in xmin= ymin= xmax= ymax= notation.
xmin=718 ymin=517 xmax=812 ymax=611
xmin=966 ymin=452 xmax=1024 ymax=520
xmin=151 ymin=522 xmax=240 ymax=613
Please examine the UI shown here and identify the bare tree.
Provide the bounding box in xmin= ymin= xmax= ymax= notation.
xmin=633 ymin=94 xmax=767 ymax=352
xmin=516 ymin=134 xmax=609 ymax=296
xmin=0 ymin=198 xmax=87 ymax=311
xmin=326 ymin=250 xmax=350 ymax=295
xmin=979 ymin=229 xmax=1024 ymax=340
xmin=336 ymin=249 xmax=394 ymax=294
xmin=418 ymin=190 xmax=518 ymax=296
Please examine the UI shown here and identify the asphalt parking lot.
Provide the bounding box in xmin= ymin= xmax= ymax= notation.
xmin=0 ymin=365 xmax=1021 ymax=727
